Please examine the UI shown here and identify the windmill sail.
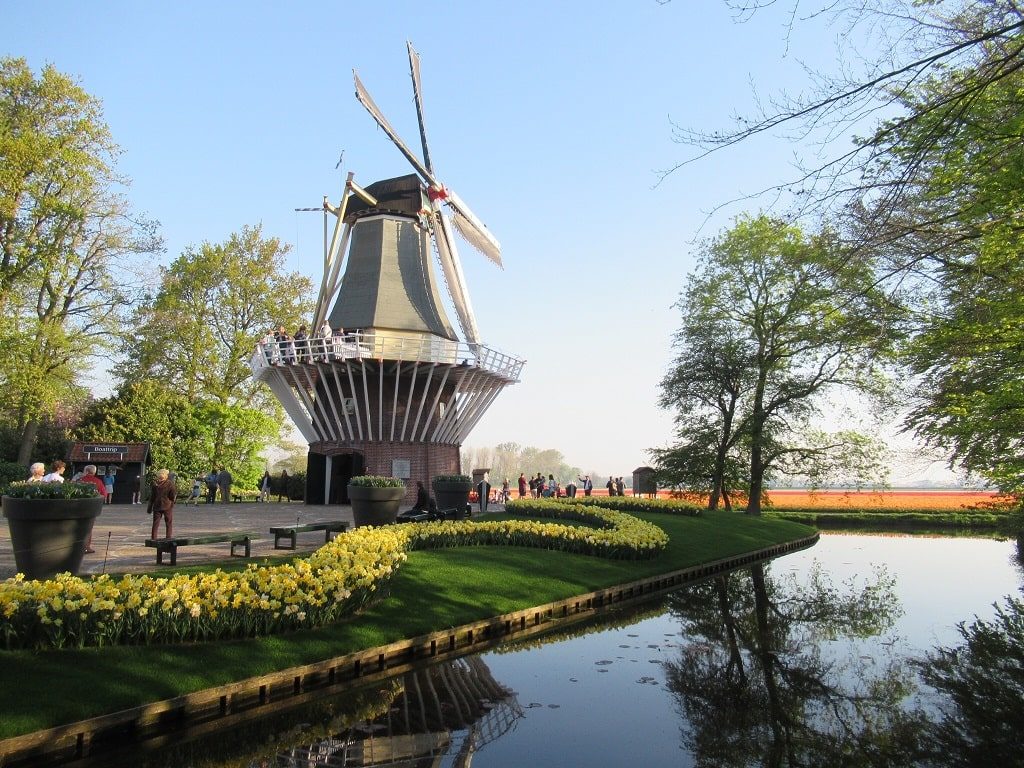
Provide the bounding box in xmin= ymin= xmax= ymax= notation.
xmin=407 ymin=41 xmax=433 ymax=174
xmin=353 ymin=71 xmax=435 ymax=185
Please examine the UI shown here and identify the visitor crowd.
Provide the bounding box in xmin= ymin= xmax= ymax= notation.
xmin=514 ymin=472 xmax=627 ymax=499
xmin=258 ymin=322 xmax=363 ymax=365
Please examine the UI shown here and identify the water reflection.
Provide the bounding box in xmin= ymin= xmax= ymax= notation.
xmin=274 ymin=656 xmax=523 ymax=767
xmin=918 ymin=594 xmax=1024 ymax=766
xmin=38 ymin=535 xmax=1024 ymax=768
xmin=663 ymin=563 xmax=927 ymax=766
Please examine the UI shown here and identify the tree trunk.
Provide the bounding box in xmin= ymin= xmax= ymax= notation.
xmin=747 ymin=373 xmax=767 ymax=515
xmin=710 ymin=395 xmax=737 ymax=511
xmin=748 ymin=431 xmax=765 ymax=515
xmin=16 ymin=418 xmax=39 ymax=466
xmin=716 ymin=576 xmax=747 ymax=685
xmin=752 ymin=563 xmax=792 ymax=765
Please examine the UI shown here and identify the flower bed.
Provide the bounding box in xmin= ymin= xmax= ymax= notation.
xmin=405 ymin=502 xmax=669 ymax=560
xmin=0 ymin=506 xmax=668 ymax=650
xmin=0 ymin=525 xmax=408 ymax=649
xmin=528 ymin=495 xmax=703 ymax=517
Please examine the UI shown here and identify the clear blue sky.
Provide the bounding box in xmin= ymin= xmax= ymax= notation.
xmin=4 ymin=1 xmax=953 ymax=484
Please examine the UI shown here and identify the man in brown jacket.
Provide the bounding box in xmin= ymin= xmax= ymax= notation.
xmin=147 ymin=469 xmax=177 ymax=540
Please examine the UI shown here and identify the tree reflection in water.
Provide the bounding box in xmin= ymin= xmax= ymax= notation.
xmin=919 ymin=593 xmax=1024 ymax=767
xmin=662 ymin=562 xmax=928 ymax=767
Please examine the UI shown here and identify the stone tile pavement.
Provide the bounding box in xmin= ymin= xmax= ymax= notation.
xmin=0 ymin=500 xmax=358 ymax=579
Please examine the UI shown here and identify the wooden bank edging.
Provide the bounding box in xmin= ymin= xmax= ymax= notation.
xmin=0 ymin=532 xmax=819 ymax=766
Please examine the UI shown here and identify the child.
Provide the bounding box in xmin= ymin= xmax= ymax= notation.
xmin=188 ymin=477 xmax=202 ymax=505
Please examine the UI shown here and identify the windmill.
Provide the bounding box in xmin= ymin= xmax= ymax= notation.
xmin=309 ymin=41 xmax=499 ymax=346
xmin=251 ymin=43 xmax=524 ymax=507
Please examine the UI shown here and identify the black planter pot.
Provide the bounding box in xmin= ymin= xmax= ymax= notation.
xmin=348 ymin=486 xmax=405 ymax=528
xmin=432 ymin=480 xmax=473 ymax=519
xmin=2 ymin=496 xmax=103 ymax=579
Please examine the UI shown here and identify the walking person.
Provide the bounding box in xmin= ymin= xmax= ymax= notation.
xmin=147 ymin=469 xmax=177 ymax=539
xmin=132 ymin=474 xmax=142 ymax=504
xmin=217 ymin=466 xmax=233 ymax=504
xmin=278 ymin=469 xmax=290 ymax=502
xmin=518 ymin=473 xmax=527 ymax=499
xmin=79 ymin=465 xmax=107 ymax=553
xmin=103 ymin=471 xmax=114 ymax=503
xmin=187 ymin=477 xmax=202 ymax=505
xmin=204 ymin=467 xmax=219 ymax=504
xmin=260 ymin=469 xmax=272 ymax=502
xmin=606 ymin=477 xmax=616 ymax=496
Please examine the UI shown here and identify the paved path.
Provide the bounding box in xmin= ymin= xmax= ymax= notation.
xmin=0 ymin=501 xmax=358 ymax=579
xmin=0 ymin=499 xmax=507 ymax=579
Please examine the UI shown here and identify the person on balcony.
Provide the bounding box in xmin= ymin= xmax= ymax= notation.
xmin=294 ymin=325 xmax=309 ymax=363
xmin=318 ymin=320 xmax=333 ymax=361
xmin=260 ymin=328 xmax=279 ymax=364
xmin=332 ymin=325 xmax=347 ymax=359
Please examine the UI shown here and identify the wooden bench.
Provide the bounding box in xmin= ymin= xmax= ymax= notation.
xmin=144 ymin=532 xmax=260 ymax=565
xmin=268 ymin=521 xmax=349 ymax=550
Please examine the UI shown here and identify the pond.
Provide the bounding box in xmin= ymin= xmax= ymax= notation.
xmin=117 ymin=533 xmax=1024 ymax=767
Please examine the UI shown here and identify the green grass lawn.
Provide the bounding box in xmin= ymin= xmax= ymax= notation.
xmin=0 ymin=510 xmax=812 ymax=739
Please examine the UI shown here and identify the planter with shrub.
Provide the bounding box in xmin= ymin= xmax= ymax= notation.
xmin=348 ymin=475 xmax=406 ymax=527
xmin=431 ymin=474 xmax=473 ymax=518
xmin=2 ymin=481 xmax=104 ymax=579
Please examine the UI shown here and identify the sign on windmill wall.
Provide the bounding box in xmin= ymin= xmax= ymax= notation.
xmin=392 ymin=459 xmax=411 ymax=479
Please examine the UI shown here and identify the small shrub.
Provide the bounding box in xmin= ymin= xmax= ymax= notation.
xmin=0 ymin=462 xmax=26 ymax=488
xmin=432 ymin=474 xmax=471 ymax=484
xmin=1 ymin=481 xmax=102 ymax=500
xmin=348 ymin=475 xmax=406 ymax=488
xmin=286 ymin=471 xmax=306 ymax=501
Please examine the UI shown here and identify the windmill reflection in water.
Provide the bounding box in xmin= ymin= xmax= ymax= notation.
xmin=276 ymin=656 xmax=523 ymax=767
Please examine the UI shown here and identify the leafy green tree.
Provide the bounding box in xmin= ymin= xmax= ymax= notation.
xmin=193 ymin=400 xmax=277 ymax=489
xmin=684 ymin=215 xmax=897 ymax=513
xmin=883 ymin=66 xmax=1024 ymax=491
xmin=0 ymin=58 xmax=114 ymax=312
xmin=656 ymin=299 xmax=755 ymax=508
xmin=118 ymin=226 xmax=313 ymax=475
xmin=0 ymin=58 xmax=160 ymax=464
xmin=74 ymin=380 xmax=210 ymax=482
xmin=668 ymin=2 xmax=1024 ymax=493
xmin=649 ymin=425 xmax=750 ymax=509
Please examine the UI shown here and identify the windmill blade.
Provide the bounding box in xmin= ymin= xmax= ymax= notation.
xmin=430 ymin=210 xmax=481 ymax=345
xmin=313 ymin=187 xmax=354 ymax=331
xmin=406 ymin=41 xmax=433 ymax=174
xmin=353 ymin=70 xmax=437 ymax=187
xmin=443 ymin=188 xmax=503 ymax=267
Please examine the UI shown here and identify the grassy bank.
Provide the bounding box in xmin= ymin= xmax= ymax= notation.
xmin=763 ymin=505 xmax=1018 ymax=533
xmin=0 ymin=510 xmax=812 ymax=739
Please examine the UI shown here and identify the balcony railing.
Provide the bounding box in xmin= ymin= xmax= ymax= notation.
xmin=249 ymin=331 xmax=525 ymax=383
